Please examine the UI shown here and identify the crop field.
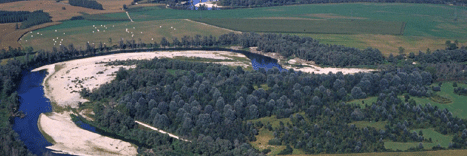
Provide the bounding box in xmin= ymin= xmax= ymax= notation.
xmin=19 ymin=19 xmax=235 ymax=51
xmin=117 ymin=3 xmax=467 ymax=38
xmin=192 ymin=19 xmax=405 ymax=35
xmin=0 ymin=0 xmax=127 ymax=22
xmin=16 ymin=3 xmax=466 ymax=55
xmin=1 ymin=22 xmax=60 ymax=50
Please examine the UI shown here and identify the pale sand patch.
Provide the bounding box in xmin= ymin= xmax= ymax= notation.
xmin=38 ymin=112 xmax=138 ymax=156
xmin=135 ymin=121 xmax=190 ymax=142
xmin=283 ymin=64 xmax=376 ymax=75
xmin=194 ymin=2 xmax=222 ymax=8
xmin=33 ymin=51 xmax=249 ymax=108
xmin=33 ymin=51 xmax=250 ymax=156
xmin=249 ymin=47 xmax=375 ymax=74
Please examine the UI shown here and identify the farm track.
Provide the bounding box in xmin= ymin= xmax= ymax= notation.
xmin=185 ymin=19 xmax=241 ymax=34
xmin=135 ymin=121 xmax=191 ymax=142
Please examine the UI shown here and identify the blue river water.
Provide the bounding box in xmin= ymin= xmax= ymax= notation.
xmin=12 ymin=51 xmax=282 ymax=156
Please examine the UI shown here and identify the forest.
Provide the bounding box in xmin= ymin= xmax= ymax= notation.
xmin=0 ymin=10 xmax=52 ymax=29
xmin=76 ymin=55 xmax=467 ymax=155
xmin=69 ymin=0 xmax=104 ymax=10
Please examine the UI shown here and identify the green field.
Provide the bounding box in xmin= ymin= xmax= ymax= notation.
xmin=193 ymin=19 xmax=405 ymax=35
xmin=117 ymin=3 xmax=467 ymax=38
xmin=350 ymin=121 xmax=387 ymax=130
xmin=410 ymin=82 xmax=467 ymax=119
xmin=20 ymin=3 xmax=467 ymax=55
xmin=384 ymin=128 xmax=453 ymax=150
xmin=348 ymin=82 xmax=467 ymax=119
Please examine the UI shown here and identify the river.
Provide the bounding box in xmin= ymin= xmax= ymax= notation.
xmin=12 ymin=50 xmax=283 ymax=156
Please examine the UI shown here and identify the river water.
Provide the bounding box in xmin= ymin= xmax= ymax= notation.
xmin=12 ymin=51 xmax=282 ymax=156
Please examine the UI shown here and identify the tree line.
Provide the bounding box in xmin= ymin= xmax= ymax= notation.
xmin=69 ymin=0 xmax=104 ymax=10
xmin=0 ymin=10 xmax=52 ymax=29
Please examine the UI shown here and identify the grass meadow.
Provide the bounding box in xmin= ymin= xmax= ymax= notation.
xmin=19 ymin=19 xmax=235 ymax=51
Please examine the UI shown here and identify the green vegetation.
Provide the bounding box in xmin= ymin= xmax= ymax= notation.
xmin=385 ymin=128 xmax=453 ymax=150
xmin=81 ymin=13 xmax=130 ymax=21
xmin=193 ymin=19 xmax=405 ymax=35
xmin=248 ymin=114 xmax=306 ymax=155
xmin=253 ymin=83 xmax=270 ymax=91
xmin=116 ymin=3 xmax=467 ymax=38
xmin=348 ymin=96 xmax=378 ymax=108
xmin=410 ymin=82 xmax=467 ymax=119
xmin=350 ymin=121 xmax=387 ymax=130
xmin=20 ymin=19 xmax=233 ymax=50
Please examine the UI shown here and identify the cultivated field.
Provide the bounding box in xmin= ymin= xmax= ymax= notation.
xmin=0 ymin=0 xmax=129 ymax=22
xmin=192 ymin=19 xmax=405 ymax=35
xmin=0 ymin=0 xmax=135 ymax=49
xmin=13 ymin=3 xmax=467 ymax=54
xmin=19 ymin=19 xmax=236 ymax=51
xmin=1 ymin=22 xmax=60 ymax=50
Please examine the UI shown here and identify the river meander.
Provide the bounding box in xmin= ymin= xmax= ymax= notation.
xmin=12 ymin=50 xmax=283 ymax=156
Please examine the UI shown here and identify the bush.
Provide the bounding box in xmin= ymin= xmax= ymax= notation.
xmin=69 ymin=0 xmax=103 ymax=10
xmin=261 ymin=149 xmax=271 ymax=154
xmin=268 ymin=138 xmax=281 ymax=145
xmin=278 ymin=145 xmax=293 ymax=155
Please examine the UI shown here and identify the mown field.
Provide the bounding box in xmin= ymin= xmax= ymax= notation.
xmin=19 ymin=19 xmax=235 ymax=51
xmin=192 ymin=19 xmax=405 ymax=35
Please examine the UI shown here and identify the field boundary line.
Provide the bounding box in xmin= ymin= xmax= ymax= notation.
xmin=400 ymin=21 xmax=406 ymax=35
xmin=126 ymin=11 xmax=134 ymax=22
xmin=185 ymin=19 xmax=241 ymax=33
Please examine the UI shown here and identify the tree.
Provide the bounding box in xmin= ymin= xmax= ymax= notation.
xmin=351 ymin=87 xmax=366 ymax=99
xmin=249 ymin=105 xmax=259 ymax=119
xmin=160 ymin=37 xmax=169 ymax=47
xmin=398 ymin=47 xmax=405 ymax=55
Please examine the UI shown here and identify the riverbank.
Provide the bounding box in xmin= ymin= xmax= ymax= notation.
xmin=39 ymin=112 xmax=138 ymax=156
xmin=248 ymin=47 xmax=376 ymax=74
xmin=33 ymin=50 xmax=251 ymax=155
